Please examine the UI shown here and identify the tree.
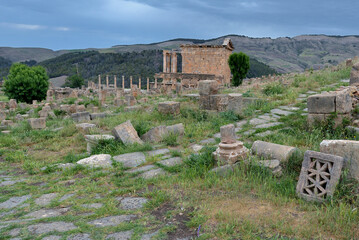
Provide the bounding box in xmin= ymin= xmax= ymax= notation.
xmin=3 ymin=63 xmax=49 ymax=103
xmin=64 ymin=74 xmax=84 ymax=88
xmin=228 ymin=52 xmax=250 ymax=86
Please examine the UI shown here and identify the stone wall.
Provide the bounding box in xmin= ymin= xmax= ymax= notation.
xmin=181 ymin=46 xmax=232 ymax=84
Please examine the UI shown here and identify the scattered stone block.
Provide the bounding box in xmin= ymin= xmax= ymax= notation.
xmin=28 ymin=118 xmax=46 ymax=129
xmin=255 ymin=122 xmax=282 ymax=129
xmin=90 ymin=112 xmax=107 ymax=120
xmin=191 ymin=144 xmax=203 ymax=152
xmin=77 ymin=154 xmax=112 ymax=168
xmin=84 ymin=135 xmax=115 ymax=154
xmin=120 ymin=197 xmax=148 ymax=210
xmin=198 ymin=80 xmax=219 ymax=95
xmin=42 ymin=235 xmax=61 ymax=240
xmin=220 ymin=124 xmax=236 ymax=144
xmin=166 ymin=123 xmax=184 ymax=136
xmin=124 ymin=105 xmax=142 ymax=112
xmin=28 ymin=222 xmax=77 ymax=234
xmin=113 ymin=152 xmax=146 ymax=168
xmin=350 ymin=62 xmax=359 ymax=85
xmin=24 ymin=208 xmax=70 ymax=219
xmin=335 ymin=90 xmax=352 ymax=113
xmin=81 ymin=203 xmax=103 ymax=209
xmin=9 ymin=99 xmax=17 ymax=109
xmin=200 ymin=138 xmax=216 ymax=144
xmin=76 ymin=123 xmax=96 ymax=133
xmin=141 ymin=125 xmax=167 ymax=142
xmin=88 ymin=215 xmax=136 ymax=227
xmin=112 ymin=120 xmax=143 ymax=145
xmin=296 ymin=150 xmax=344 ymax=202
xmin=320 ymin=140 xmax=359 ymax=180
xmin=258 ymin=159 xmax=282 ymax=176
xmin=209 ymin=94 xmax=229 ymax=112
xmin=1 ymin=120 xmax=14 ymax=127
xmin=114 ymin=98 xmax=125 ymax=106
xmin=249 ymin=118 xmax=268 ymax=125
xmin=227 ymin=93 xmax=243 ymax=114
xmin=270 ymin=108 xmax=293 ymax=116
xmin=251 ymin=140 xmax=299 ymax=162
xmin=0 ymin=111 xmax=6 ymax=121
xmin=158 ymin=101 xmax=180 ymax=115
xmin=71 ymin=112 xmax=91 ymax=122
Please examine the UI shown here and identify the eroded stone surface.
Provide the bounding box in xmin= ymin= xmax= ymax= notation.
xmin=255 ymin=122 xmax=282 ymax=129
xmin=67 ymin=233 xmax=92 ymax=240
xmin=88 ymin=215 xmax=136 ymax=227
xmin=106 ymin=230 xmax=133 ymax=240
xmin=77 ymin=154 xmax=112 ymax=168
xmin=28 ymin=221 xmax=77 ymax=234
xmin=24 ymin=208 xmax=69 ymax=219
xmin=126 ymin=165 xmax=156 ymax=173
xmin=146 ymin=148 xmax=170 ymax=156
xmin=270 ymin=109 xmax=293 ymax=116
xmin=140 ymin=168 xmax=166 ymax=179
xmin=35 ymin=193 xmax=58 ymax=206
xmin=120 ymin=197 xmax=148 ymax=210
xmin=0 ymin=195 xmax=31 ymax=209
xmin=81 ymin=203 xmax=103 ymax=209
xmin=113 ymin=152 xmax=146 ymax=168
xmin=42 ymin=235 xmax=61 ymax=240
xmin=59 ymin=193 xmax=75 ymax=202
xmin=158 ymin=157 xmax=183 ymax=167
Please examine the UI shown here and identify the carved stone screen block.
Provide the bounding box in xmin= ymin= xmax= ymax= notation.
xmin=296 ymin=150 xmax=344 ymax=202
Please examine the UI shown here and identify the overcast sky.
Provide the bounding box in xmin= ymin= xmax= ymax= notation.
xmin=0 ymin=0 xmax=358 ymax=50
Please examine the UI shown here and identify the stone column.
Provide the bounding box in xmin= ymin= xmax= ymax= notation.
xmin=122 ymin=75 xmax=125 ymax=89
xmin=138 ymin=77 xmax=141 ymax=90
xmin=98 ymin=75 xmax=101 ymax=90
xmin=171 ymin=52 xmax=177 ymax=73
xmin=114 ymin=75 xmax=117 ymax=89
xmin=147 ymin=77 xmax=149 ymax=91
xmin=130 ymin=76 xmax=133 ymax=89
xmin=163 ymin=50 xmax=168 ymax=73
xmin=166 ymin=53 xmax=171 ymax=73
xmin=155 ymin=77 xmax=158 ymax=88
xmin=106 ymin=75 xmax=109 ymax=88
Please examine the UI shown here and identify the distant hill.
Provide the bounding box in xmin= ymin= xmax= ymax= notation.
xmin=1 ymin=34 xmax=359 ymax=78
xmin=36 ymin=50 xmax=276 ymax=85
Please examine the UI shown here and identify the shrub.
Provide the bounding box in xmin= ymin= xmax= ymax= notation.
xmin=3 ymin=63 xmax=49 ymax=103
xmin=262 ymin=82 xmax=285 ymax=96
xmin=162 ymin=132 xmax=179 ymax=146
xmin=184 ymin=146 xmax=217 ymax=177
xmin=64 ymin=74 xmax=84 ymax=88
xmin=228 ymin=52 xmax=250 ymax=86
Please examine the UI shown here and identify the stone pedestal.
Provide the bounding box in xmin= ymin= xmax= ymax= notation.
xmin=213 ymin=141 xmax=249 ymax=165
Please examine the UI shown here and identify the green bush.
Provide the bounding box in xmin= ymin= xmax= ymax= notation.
xmin=184 ymin=146 xmax=217 ymax=177
xmin=162 ymin=132 xmax=179 ymax=146
xmin=64 ymin=74 xmax=84 ymax=88
xmin=3 ymin=63 xmax=49 ymax=103
xmin=262 ymin=82 xmax=285 ymax=96
xmin=228 ymin=52 xmax=250 ymax=86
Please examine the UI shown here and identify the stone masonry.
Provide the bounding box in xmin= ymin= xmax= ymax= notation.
xmin=307 ymin=89 xmax=352 ymax=127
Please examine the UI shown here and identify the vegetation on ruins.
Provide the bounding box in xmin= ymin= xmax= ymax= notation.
xmin=3 ymin=63 xmax=49 ymax=103
xmin=228 ymin=52 xmax=250 ymax=86
xmin=1 ymin=61 xmax=359 ymax=239
xmin=64 ymin=74 xmax=85 ymax=88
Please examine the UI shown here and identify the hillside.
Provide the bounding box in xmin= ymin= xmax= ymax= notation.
xmin=36 ymin=50 xmax=276 ymax=84
xmin=1 ymin=34 xmax=359 ymax=75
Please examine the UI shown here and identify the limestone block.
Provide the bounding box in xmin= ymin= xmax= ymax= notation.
xmin=166 ymin=123 xmax=184 ymax=136
xmin=335 ymin=90 xmax=352 ymax=113
xmin=157 ymin=101 xmax=180 ymax=115
xmin=251 ymin=140 xmax=299 ymax=162
xmin=113 ymin=152 xmax=146 ymax=168
xmin=227 ymin=93 xmax=243 ymax=114
xmin=296 ymin=150 xmax=344 ymax=202
xmin=350 ymin=62 xmax=359 ymax=85
xmin=199 ymin=95 xmax=210 ymax=110
xmin=0 ymin=101 xmax=7 ymax=109
xmin=77 ymin=154 xmax=112 ymax=168
xmin=307 ymin=93 xmax=336 ymax=113
xmin=320 ymin=140 xmax=359 ymax=180
xmin=114 ymin=99 xmax=125 ymax=106
xmin=84 ymin=135 xmax=115 ymax=153
xmin=76 ymin=123 xmax=96 ymax=133
xmin=38 ymin=109 xmax=49 ymax=118
xmin=90 ymin=113 xmax=107 ymax=120
xmin=141 ymin=125 xmax=167 ymax=142
xmin=0 ymin=111 xmax=6 ymax=121
xmin=28 ymin=118 xmax=46 ymax=129
xmin=112 ymin=120 xmax=143 ymax=145
xmin=198 ymin=80 xmax=218 ymax=95
xmin=307 ymin=113 xmax=326 ymax=126
xmin=71 ymin=112 xmax=91 ymax=123
xmin=220 ymin=124 xmax=236 ymax=144
xmin=76 ymin=105 xmax=86 ymax=113
xmin=209 ymin=94 xmax=228 ymax=111
xmin=125 ymin=95 xmax=136 ymax=106
xmin=9 ymin=99 xmax=17 ymax=109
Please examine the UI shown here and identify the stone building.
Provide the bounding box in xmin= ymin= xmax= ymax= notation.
xmin=156 ymin=38 xmax=234 ymax=87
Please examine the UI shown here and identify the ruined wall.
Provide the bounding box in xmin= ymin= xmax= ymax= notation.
xmin=181 ymin=46 xmax=232 ymax=84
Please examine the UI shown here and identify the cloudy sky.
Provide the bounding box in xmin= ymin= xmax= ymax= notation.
xmin=0 ymin=0 xmax=358 ymax=50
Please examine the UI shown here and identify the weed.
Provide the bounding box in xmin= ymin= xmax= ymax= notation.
xmin=263 ymin=82 xmax=286 ymax=96
xmin=163 ymin=132 xmax=179 ymax=146
xmin=91 ymin=139 xmax=153 ymax=156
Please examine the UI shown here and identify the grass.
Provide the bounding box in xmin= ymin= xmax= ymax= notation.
xmin=0 ymin=62 xmax=358 ymax=239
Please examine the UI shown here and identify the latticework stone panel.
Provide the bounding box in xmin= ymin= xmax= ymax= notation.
xmin=296 ymin=150 xmax=344 ymax=202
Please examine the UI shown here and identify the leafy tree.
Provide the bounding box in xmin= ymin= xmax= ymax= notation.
xmin=64 ymin=74 xmax=84 ymax=88
xmin=3 ymin=63 xmax=49 ymax=103
xmin=228 ymin=52 xmax=250 ymax=86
